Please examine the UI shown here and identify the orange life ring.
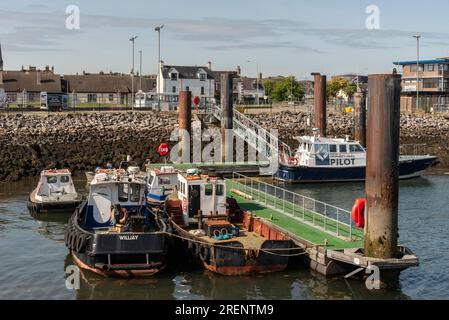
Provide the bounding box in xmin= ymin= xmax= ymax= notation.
xmin=351 ymin=198 xmax=366 ymax=228
xmin=288 ymin=157 xmax=299 ymax=166
xmin=119 ymin=208 xmax=128 ymax=225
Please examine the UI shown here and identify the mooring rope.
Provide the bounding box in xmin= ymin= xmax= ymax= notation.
xmin=161 ymin=231 xmax=308 ymax=257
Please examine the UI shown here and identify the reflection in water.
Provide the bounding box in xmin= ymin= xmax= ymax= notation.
xmin=31 ymin=212 xmax=71 ymax=242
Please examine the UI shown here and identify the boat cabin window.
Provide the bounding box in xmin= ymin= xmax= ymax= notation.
xmin=159 ymin=177 xmax=171 ymax=185
xmin=60 ymin=176 xmax=70 ymax=183
xmin=339 ymin=144 xmax=347 ymax=153
xmin=205 ymin=184 xmax=213 ymax=196
xmin=118 ymin=184 xmax=129 ymax=202
xmin=129 ymin=184 xmax=141 ymax=202
xmin=216 ymin=184 xmax=224 ymax=196
xmin=329 ymin=144 xmax=337 ymax=153
xmin=349 ymin=144 xmax=364 ymax=153
xmin=47 ymin=176 xmax=58 ymax=184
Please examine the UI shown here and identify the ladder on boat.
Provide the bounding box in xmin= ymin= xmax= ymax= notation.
xmin=211 ymin=105 xmax=293 ymax=174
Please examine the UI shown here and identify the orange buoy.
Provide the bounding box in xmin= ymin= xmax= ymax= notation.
xmin=351 ymin=198 xmax=366 ymax=228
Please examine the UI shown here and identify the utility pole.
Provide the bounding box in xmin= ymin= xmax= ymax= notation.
xmin=413 ymin=34 xmax=421 ymax=112
xmin=139 ymin=50 xmax=143 ymax=91
xmin=129 ymin=35 xmax=138 ymax=111
xmin=247 ymin=60 xmax=259 ymax=105
xmin=155 ymin=25 xmax=164 ymax=110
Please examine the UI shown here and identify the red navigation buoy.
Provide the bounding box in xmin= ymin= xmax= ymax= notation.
xmin=157 ymin=143 xmax=170 ymax=157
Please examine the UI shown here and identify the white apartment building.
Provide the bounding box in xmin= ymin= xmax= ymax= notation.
xmin=157 ymin=61 xmax=215 ymax=106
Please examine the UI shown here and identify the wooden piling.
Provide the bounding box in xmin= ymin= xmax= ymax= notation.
xmin=353 ymin=92 xmax=366 ymax=147
xmin=220 ymin=73 xmax=234 ymax=162
xmin=178 ymin=91 xmax=192 ymax=162
xmin=311 ymin=73 xmax=327 ymax=136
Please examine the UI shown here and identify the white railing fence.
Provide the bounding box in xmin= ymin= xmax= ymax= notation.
xmin=230 ymin=172 xmax=363 ymax=242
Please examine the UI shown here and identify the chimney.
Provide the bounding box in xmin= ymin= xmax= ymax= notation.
xmin=51 ymin=66 xmax=54 ymax=73
xmin=236 ymin=66 xmax=241 ymax=76
xmin=207 ymin=61 xmax=212 ymax=70
xmin=45 ymin=65 xmax=50 ymax=72
xmin=258 ymin=72 xmax=263 ymax=80
xmin=0 ymin=42 xmax=3 ymax=71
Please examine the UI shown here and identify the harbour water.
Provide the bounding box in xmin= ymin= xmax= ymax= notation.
xmin=1 ymin=171 xmax=448 ymax=300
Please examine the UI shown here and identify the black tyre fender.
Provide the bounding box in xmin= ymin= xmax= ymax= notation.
xmin=70 ymin=232 xmax=78 ymax=251
xmin=64 ymin=228 xmax=70 ymax=246
xmin=198 ymin=245 xmax=210 ymax=262
xmin=66 ymin=231 xmax=73 ymax=250
xmin=75 ymin=233 xmax=87 ymax=253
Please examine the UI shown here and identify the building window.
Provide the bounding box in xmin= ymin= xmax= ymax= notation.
xmin=423 ymin=79 xmax=439 ymax=89
xmin=186 ymin=86 xmax=190 ymax=92
xmin=201 ymin=87 xmax=205 ymax=95
xmin=172 ymin=86 xmax=177 ymax=93
xmin=199 ymin=73 xmax=206 ymax=81
xmin=109 ymin=94 xmax=114 ymax=102
xmin=87 ymin=94 xmax=97 ymax=103
xmin=410 ymin=64 xmax=424 ymax=72
xmin=426 ymin=64 xmax=435 ymax=72
xmin=7 ymin=94 xmax=17 ymax=102
xmin=170 ymin=73 xmax=178 ymax=81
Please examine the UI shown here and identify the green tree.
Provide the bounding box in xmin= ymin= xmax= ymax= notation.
xmin=270 ymin=76 xmax=304 ymax=102
xmin=263 ymin=79 xmax=275 ymax=98
xmin=326 ymin=78 xmax=357 ymax=99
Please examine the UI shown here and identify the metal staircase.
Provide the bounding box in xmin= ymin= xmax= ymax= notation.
xmin=211 ymin=105 xmax=292 ymax=170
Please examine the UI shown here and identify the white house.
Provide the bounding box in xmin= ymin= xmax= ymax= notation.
xmin=157 ymin=61 xmax=215 ymax=106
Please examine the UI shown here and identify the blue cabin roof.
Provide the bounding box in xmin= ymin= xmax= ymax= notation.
xmin=393 ymin=58 xmax=449 ymax=66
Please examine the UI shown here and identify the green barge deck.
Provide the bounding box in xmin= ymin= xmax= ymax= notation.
xmin=225 ymin=179 xmax=364 ymax=250
xmin=225 ymin=173 xmax=419 ymax=277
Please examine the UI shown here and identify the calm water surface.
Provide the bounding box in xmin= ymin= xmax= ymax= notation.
xmin=1 ymin=172 xmax=448 ymax=300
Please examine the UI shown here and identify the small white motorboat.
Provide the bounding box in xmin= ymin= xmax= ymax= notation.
xmin=27 ymin=169 xmax=82 ymax=213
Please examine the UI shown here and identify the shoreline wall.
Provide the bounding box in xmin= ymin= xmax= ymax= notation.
xmin=0 ymin=111 xmax=448 ymax=181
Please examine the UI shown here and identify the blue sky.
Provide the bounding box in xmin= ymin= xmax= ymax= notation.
xmin=1 ymin=0 xmax=449 ymax=79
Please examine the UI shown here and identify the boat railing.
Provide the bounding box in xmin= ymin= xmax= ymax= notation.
xmin=229 ymin=172 xmax=363 ymax=242
xmin=400 ymin=144 xmax=429 ymax=156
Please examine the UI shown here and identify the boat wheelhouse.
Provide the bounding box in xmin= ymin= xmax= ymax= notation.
xmin=277 ymin=135 xmax=437 ymax=183
xmin=145 ymin=166 xmax=179 ymax=205
xmin=162 ymin=169 xmax=292 ymax=275
xmin=27 ymin=169 xmax=81 ymax=213
xmin=65 ymin=167 xmax=167 ymax=277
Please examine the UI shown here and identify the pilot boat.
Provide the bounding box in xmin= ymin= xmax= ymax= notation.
xmin=27 ymin=169 xmax=81 ymax=213
xmin=160 ymin=169 xmax=292 ymax=276
xmin=65 ymin=167 xmax=168 ymax=277
xmin=277 ymin=135 xmax=438 ymax=183
xmin=145 ymin=165 xmax=179 ymax=206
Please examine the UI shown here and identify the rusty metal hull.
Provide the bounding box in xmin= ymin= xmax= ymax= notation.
xmin=169 ymin=212 xmax=292 ymax=276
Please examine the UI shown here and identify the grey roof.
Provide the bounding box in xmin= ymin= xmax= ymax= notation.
xmin=162 ymin=65 xmax=214 ymax=80
xmin=0 ymin=70 xmax=61 ymax=92
xmin=64 ymin=74 xmax=156 ymax=93
xmin=236 ymin=77 xmax=264 ymax=91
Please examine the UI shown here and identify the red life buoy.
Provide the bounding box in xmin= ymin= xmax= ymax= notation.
xmin=351 ymin=198 xmax=366 ymax=228
xmin=288 ymin=157 xmax=299 ymax=166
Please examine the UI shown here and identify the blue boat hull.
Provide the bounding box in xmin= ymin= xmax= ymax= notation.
xmin=277 ymin=156 xmax=437 ymax=183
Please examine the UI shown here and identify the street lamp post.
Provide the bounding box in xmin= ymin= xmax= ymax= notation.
xmin=413 ymin=34 xmax=421 ymax=112
xmin=155 ymin=25 xmax=164 ymax=110
xmin=139 ymin=50 xmax=143 ymax=91
xmin=129 ymin=36 xmax=138 ymax=111
xmin=247 ymin=60 xmax=259 ymax=105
